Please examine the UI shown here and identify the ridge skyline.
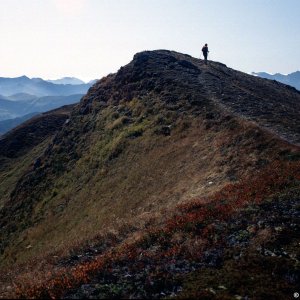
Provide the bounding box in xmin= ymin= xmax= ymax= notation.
xmin=1 ymin=68 xmax=299 ymax=86
xmin=0 ymin=49 xmax=299 ymax=298
xmin=0 ymin=75 xmax=97 ymax=85
xmin=1 ymin=66 xmax=299 ymax=91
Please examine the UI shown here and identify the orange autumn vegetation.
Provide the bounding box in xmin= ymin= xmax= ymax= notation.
xmin=14 ymin=159 xmax=300 ymax=299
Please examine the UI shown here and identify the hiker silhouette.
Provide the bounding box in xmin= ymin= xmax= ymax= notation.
xmin=202 ymin=44 xmax=209 ymax=64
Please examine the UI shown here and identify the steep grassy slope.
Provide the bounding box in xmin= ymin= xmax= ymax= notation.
xmin=5 ymin=160 xmax=300 ymax=299
xmin=0 ymin=51 xmax=299 ymax=298
xmin=0 ymin=105 xmax=73 ymax=208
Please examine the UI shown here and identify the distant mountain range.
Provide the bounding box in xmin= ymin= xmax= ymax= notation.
xmin=46 ymin=77 xmax=86 ymax=85
xmin=252 ymin=71 xmax=300 ymax=90
xmin=0 ymin=93 xmax=83 ymax=115
xmin=0 ymin=76 xmax=97 ymax=133
xmin=0 ymin=76 xmax=94 ymax=97
xmin=46 ymin=77 xmax=98 ymax=85
xmin=0 ymin=94 xmax=82 ymax=134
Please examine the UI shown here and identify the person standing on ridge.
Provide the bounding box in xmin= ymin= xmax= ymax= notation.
xmin=202 ymin=43 xmax=209 ymax=64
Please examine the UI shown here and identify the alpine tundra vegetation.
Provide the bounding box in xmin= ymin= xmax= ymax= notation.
xmin=0 ymin=50 xmax=299 ymax=299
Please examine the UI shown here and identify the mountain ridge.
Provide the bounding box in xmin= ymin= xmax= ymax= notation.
xmin=0 ymin=94 xmax=84 ymax=123
xmin=252 ymin=70 xmax=300 ymax=90
xmin=0 ymin=76 xmax=93 ymax=97
xmin=0 ymin=50 xmax=299 ymax=298
xmin=46 ymin=77 xmax=86 ymax=85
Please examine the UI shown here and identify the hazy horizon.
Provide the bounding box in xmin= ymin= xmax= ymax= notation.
xmin=1 ymin=68 xmax=300 ymax=84
xmin=0 ymin=0 xmax=299 ymax=82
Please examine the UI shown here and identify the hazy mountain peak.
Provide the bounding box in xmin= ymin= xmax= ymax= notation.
xmin=46 ymin=77 xmax=86 ymax=85
xmin=0 ymin=76 xmax=93 ymax=97
xmin=18 ymin=75 xmax=29 ymax=79
xmin=252 ymin=70 xmax=300 ymax=90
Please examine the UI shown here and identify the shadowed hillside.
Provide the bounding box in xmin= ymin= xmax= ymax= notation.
xmin=0 ymin=50 xmax=299 ymax=299
xmin=0 ymin=113 xmax=39 ymax=135
xmin=0 ymin=105 xmax=74 ymax=209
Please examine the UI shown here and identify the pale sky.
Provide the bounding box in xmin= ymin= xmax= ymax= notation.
xmin=0 ymin=0 xmax=299 ymax=82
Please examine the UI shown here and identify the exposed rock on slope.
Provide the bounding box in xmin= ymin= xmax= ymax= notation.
xmin=83 ymin=51 xmax=300 ymax=143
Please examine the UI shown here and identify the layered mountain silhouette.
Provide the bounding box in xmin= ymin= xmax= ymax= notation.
xmin=0 ymin=93 xmax=83 ymax=129
xmin=46 ymin=77 xmax=86 ymax=85
xmin=0 ymin=94 xmax=83 ymax=117
xmin=253 ymin=71 xmax=300 ymax=90
xmin=0 ymin=76 xmax=92 ymax=97
xmin=0 ymin=50 xmax=299 ymax=299
xmin=0 ymin=76 xmax=94 ymax=132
